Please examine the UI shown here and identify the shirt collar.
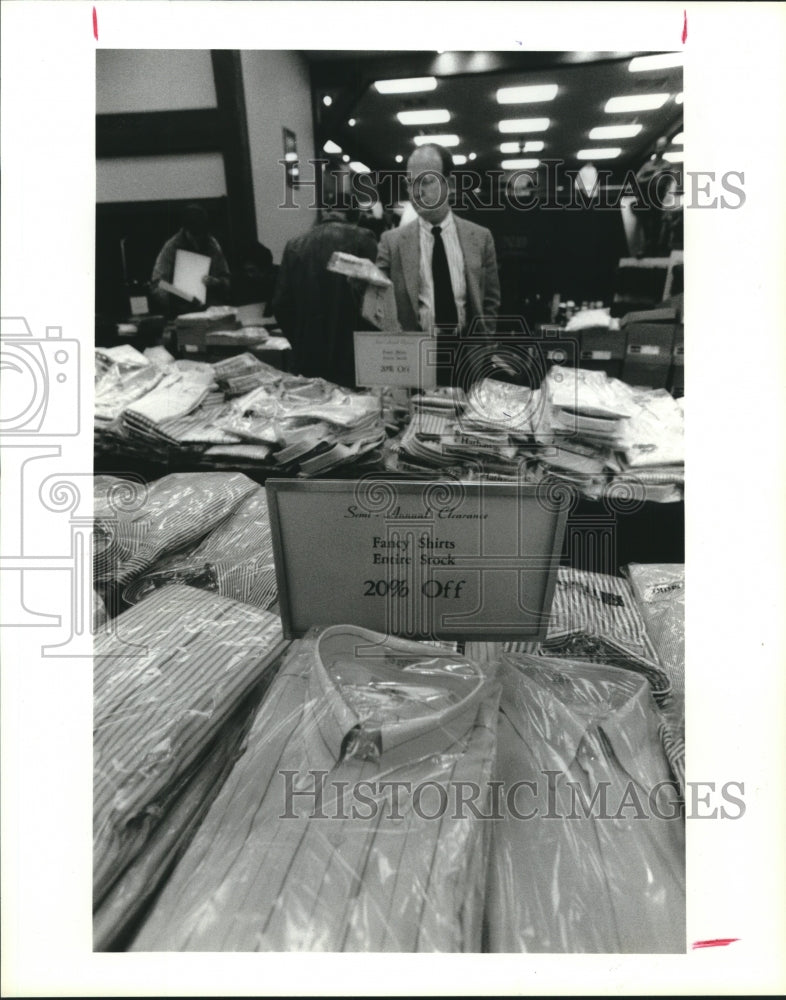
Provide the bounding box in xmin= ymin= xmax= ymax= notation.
xmin=499 ymin=653 xmax=664 ymax=788
xmin=304 ymin=624 xmax=492 ymax=770
xmin=418 ymin=210 xmax=455 ymax=237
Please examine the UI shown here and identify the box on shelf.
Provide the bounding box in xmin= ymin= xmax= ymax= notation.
xmin=579 ymin=326 xmax=627 ymax=361
xmin=621 ymin=358 xmax=670 ymax=390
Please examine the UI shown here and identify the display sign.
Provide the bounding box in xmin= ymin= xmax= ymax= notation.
xmin=266 ymin=478 xmax=568 ymax=641
xmin=354 ymin=331 xmax=438 ymax=389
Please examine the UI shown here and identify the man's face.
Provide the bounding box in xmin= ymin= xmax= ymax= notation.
xmin=406 ymin=148 xmax=453 ymax=225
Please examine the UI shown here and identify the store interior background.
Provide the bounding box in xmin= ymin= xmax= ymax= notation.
xmin=95 ymin=48 xmax=683 ymax=323
xmin=94 ymin=47 xmax=685 ymax=568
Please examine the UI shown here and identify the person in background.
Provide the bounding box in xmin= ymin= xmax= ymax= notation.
xmin=376 ymin=143 xmax=500 ymax=386
xmin=272 ymin=204 xmax=377 ymax=389
xmin=150 ymin=203 xmax=232 ymax=316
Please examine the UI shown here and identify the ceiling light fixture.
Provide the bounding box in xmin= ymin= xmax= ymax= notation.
xmin=468 ymin=152 xmax=477 ymax=161
xmin=576 ymin=148 xmax=622 ymax=160
xmin=374 ymin=76 xmax=437 ymax=94
xmin=349 ymin=161 xmax=370 ymax=173
xmin=395 ymin=154 xmax=404 ymax=163
xmin=605 ymin=94 xmax=669 ymax=113
xmin=589 ymin=124 xmax=642 ymax=140
xmin=498 ymin=117 xmax=550 ymax=133
xmin=628 ymin=52 xmax=684 ymax=72
xmin=496 ymin=84 xmax=558 ymax=104
xmin=348 ymin=118 xmax=356 ymax=127
xmin=663 ymin=151 xmax=683 ymax=163
xmin=322 ymin=95 xmax=333 ymax=107
xmin=322 ymin=139 xmax=342 ymax=154
xmin=342 ymin=154 xmax=350 ymax=163
xmin=396 ymin=109 xmax=451 ymax=126
xmin=501 ymin=158 xmax=540 ymax=170
xmin=452 ymin=154 xmax=468 ymax=165
xmin=412 ymin=133 xmax=460 ymax=147
xmin=499 ymin=140 xmax=545 ymax=154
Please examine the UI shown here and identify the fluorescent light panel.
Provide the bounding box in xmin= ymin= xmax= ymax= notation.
xmin=452 ymin=154 xmax=468 ymax=165
xmin=589 ymin=124 xmax=642 ymax=140
xmin=412 ymin=134 xmax=460 ymax=147
xmin=349 ymin=161 xmax=370 ymax=173
xmin=629 ymin=52 xmax=683 ymax=72
xmin=605 ymin=94 xmax=669 ymax=112
xmin=498 ymin=117 xmax=550 ymax=133
xmin=397 ymin=108 xmax=450 ymax=126
xmin=500 ymin=140 xmax=545 ymax=153
xmin=374 ymin=76 xmax=437 ymax=94
xmin=496 ymin=83 xmax=558 ymax=104
xmin=576 ymin=148 xmax=622 ymax=160
xmin=501 ymin=158 xmax=540 ymax=170
xmin=322 ymin=139 xmax=342 ymax=154
xmin=663 ymin=151 xmax=683 ymax=163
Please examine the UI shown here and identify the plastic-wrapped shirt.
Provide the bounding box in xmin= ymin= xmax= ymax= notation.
xmin=487 ymin=652 xmax=685 ymax=953
xmin=131 ymin=624 xmax=501 ymax=952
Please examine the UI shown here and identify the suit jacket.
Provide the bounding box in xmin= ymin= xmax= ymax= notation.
xmin=376 ymin=215 xmax=500 ymax=336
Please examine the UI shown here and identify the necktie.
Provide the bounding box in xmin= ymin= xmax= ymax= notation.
xmin=431 ymin=226 xmax=458 ymax=328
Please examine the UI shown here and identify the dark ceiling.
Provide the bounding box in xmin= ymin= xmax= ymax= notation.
xmin=305 ymin=50 xmax=683 ymax=188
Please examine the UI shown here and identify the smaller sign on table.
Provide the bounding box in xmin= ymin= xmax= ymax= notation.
xmin=354 ymin=331 xmax=438 ymax=389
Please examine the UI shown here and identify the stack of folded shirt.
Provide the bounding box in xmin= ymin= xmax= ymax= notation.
xmin=613 ymin=390 xmax=685 ymax=501
xmin=175 ymin=305 xmax=241 ymax=335
xmin=95 ymin=347 xmax=166 ymax=455
xmin=211 ymin=352 xmax=284 ymax=397
xmin=93 ymin=471 xmax=259 ymax=605
xmin=93 ymin=585 xmax=288 ymax=950
xmin=128 ymin=624 xmax=501 ymax=952
xmin=122 ymin=485 xmax=278 ymax=611
xmin=215 ymin=378 xmax=386 ymax=476
xmin=626 ymin=563 xmax=685 ymax=784
xmin=120 ymin=368 xmax=215 ymax=456
xmin=503 ymin=565 xmax=683 ymax=791
xmin=486 ymin=651 xmax=685 ymax=953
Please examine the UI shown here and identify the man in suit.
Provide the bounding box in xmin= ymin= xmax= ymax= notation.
xmin=376 ymin=143 xmax=500 ymax=386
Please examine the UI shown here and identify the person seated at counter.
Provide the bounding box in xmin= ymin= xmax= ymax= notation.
xmin=150 ymin=203 xmax=232 ymax=316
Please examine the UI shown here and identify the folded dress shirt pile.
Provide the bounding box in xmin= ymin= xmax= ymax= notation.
xmin=387 ymin=369 xmax=683 ymax=500
xmin=122 ymin=484 xmax=278 ymax=612
xmin=129 ymin=624 xmax=502 ymax=952
xmin=93 ymin=471 xmax=259 ymax=613
xmin=487 ymin=651 xmax=685 ymax=953
xmin=504 ymin=565 xmax=684 ymax=792
xmin=95 ymin=346 xmax=388 ymax=475
xmin=626 ymin=562 xmax=686 ymax=776
xmin=93 ymin=584 xmax=289 ymax=950
xmin=214 ymin=376 xmax=386 ymax=476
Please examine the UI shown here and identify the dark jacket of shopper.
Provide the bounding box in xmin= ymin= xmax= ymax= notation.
xmin=273 ymin=213 xmax=377 ymax=388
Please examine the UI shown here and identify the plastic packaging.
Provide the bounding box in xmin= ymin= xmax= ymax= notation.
xmin=122 ymin=486 xmax=278 ymax=611
xmin=93 ymin=585 xmax=286 ymax=918
xmin=130 ymin=625 xmax=501 ymax=952
xmin=487 ymin=651 xmax=685 ymax=953
xmin=93 ymin=472 xmax=259 ymax=595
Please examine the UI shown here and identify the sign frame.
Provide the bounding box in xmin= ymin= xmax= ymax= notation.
xmin=354 ymin=330 xmax=438 ymax=389
xmin=266 ymin=477 xmax=568 ymax=641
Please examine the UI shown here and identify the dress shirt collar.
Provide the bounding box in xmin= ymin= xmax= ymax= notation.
xmin=304 ymin=624 xmax=491 ymax=769
xmin=499 ymin=653 xmax=665 ymax=789
xmin=418 ymin=210 xmax=456 ymax=238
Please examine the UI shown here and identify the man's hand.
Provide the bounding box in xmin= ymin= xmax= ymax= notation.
xmin=202 ymin=274 xmax=222 ymax=288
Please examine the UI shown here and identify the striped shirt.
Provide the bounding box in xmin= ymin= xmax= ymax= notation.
xmin=488 ymin=652 xmax=685 ymax=953
xmin=418 ymin=211 xmax=468 ymax=334
xmin=130 ymin=624 xmax=501 ymax=952
xmin=93 ymin=585 xmax=287 ymax=909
